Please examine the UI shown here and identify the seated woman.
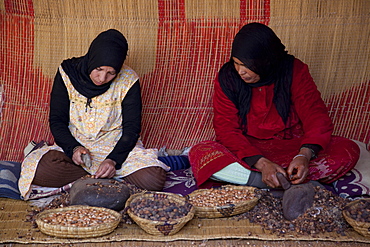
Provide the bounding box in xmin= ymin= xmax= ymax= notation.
xmin=189 ymin=23 xmax=360 ymax=189
xmin=19 ymin=29 xmax=169 ymax=200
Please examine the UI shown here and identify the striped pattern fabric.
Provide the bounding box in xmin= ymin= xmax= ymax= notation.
xmin=0 ymin=0 xmax=369 ymax=162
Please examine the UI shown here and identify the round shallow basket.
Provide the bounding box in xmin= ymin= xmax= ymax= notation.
xmin=342 ymin=198 xmax=370 ymax=238
xmin=125 ymin=191 xmax=194 ymax=236
xmin=36 ymin=205 xmax=121 ymax=238
xmin=187 ymin=185 xmax=260 ymax=218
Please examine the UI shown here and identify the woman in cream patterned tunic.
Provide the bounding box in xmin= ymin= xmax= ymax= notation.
xmin=19 ymin=29 xmax=169 ymax=200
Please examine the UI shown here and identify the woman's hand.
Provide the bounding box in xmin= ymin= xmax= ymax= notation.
xmin=287 ymin=155 xmax=309 ymax=185
xmin=94 ymin=159 xmax=116 ymax=178
xmin=287 ymin=148 xmax=312 ymax=184
xmin=254 ymin=157 xmax=287 ymax=188
xmin=72 ymin=146 xmax=90 ymax=165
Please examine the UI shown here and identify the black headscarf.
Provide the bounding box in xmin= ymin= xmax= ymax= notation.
xmin=218 ymin=23 xmax=294 ymax=131
xmin=61 ymin=29 xmax=128 ymax=99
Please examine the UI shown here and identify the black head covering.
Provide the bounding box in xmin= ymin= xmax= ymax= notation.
xmin=218 ymin=22 xmax=294 ymax=130
xmin=61 ymin=29 xmax=128 ymax=99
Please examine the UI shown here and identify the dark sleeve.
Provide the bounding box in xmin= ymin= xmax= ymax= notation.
xmin=49 ymin=70 xmax=82 ymax=158
xmin=107 ymin=80 xmax=142 ymax=169
xmin=301 ymin=143 xmax=322 ymax=159
xmin=243 ymin=155 xmax=263 ymax=168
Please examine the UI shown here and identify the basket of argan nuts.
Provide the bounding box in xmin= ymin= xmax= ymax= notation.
xmin=342 ymin=198 xmax=370 ymax=238
xmin=187 ymin=185 xmax=260 ymax=218
xmin=36 ymin=205 xmax=121 ymax=238
xmin=125 ymin=191 xmax=194 ymax=236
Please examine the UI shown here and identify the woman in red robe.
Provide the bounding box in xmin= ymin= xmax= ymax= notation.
xmin=189 ymin=23 xmax=360 ymax=189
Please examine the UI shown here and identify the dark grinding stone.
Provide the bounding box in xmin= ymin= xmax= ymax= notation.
xmin=69 ymin=177 xmax=130 ymax=211
xmin=282 ymin=182 xmax=315 ymax=221
xmin=276 ymin=172 xmax=315 ymax=221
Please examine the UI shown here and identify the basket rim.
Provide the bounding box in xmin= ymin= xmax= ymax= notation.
xmin=343 ymin=198 xmax=370 ymax=209
xmin=125 ymin=191 xmax=190 ymax=206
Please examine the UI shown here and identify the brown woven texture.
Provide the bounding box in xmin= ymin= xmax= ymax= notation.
xmin=2 ymin=241 xmax=370 ymax=247
xmin=0 ymin=0 xmax=369 ymax=162
xmin=35 ymin=205 xmax=121 ymax=238
xmin=187 ymin=185 xmax=260 ymax=218
xmin=125 ymin=191 xmax=195 ymax=236
xmin=1 ymin=197 xmax=370 ymax=245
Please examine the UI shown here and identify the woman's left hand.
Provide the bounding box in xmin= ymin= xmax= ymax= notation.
xmin=287 ymin=156 xmax=309 ymax=184
xmin=94 ymin=159 xmax=116 ymax=178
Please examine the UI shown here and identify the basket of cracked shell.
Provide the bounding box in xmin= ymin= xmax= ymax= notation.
xmin=187 ymin=185 xmax=260 ymax=218
xmin=342 ymin=198 xmax=370 ymax=238
xmin=125 ymin=191 xmax=195 ymax=236
xmin=36 ymin=205 xmax=121 ymax=238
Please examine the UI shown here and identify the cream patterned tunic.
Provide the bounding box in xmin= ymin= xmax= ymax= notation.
xmin=19 ymin=65 xmax=169 ymax=200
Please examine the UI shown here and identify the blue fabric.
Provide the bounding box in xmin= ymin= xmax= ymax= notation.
xmin=0 ymin=161 xmax=22 ymax=200
xmin=158 ymin=156 xmax=190 ymax=171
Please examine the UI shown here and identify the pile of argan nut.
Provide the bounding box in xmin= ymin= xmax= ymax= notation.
xmin=188 ymin=186 xmax=256 ymax=207
xmin=129 ymin=197 xmax=192 ymax=221
xmin=345 ymin=199 xmax=370 ymax=222
xmin=40 ymin=207 xmax=117 ymax=227
xmin=237 ymin=186 xmax=352 ymax=236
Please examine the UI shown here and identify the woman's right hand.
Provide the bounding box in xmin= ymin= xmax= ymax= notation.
xmin=72 ymin=146 xmax=90 ymax=166
xmin=254 ymin=157 xmax=287 ymax=188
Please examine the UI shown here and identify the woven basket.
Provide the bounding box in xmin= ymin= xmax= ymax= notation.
xmin=187 ymin=185 xmax=260 ymax=218
xmin=125 ymin=191 xmax=194 ymax=236
xmin=36 ymin=205 xmax=121 ymax=238
xmin=342 ymin=198 xmax=370 ymax=238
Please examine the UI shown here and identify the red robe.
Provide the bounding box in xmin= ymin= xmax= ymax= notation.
xmin=190 ymin=59 xmax=360 ymax=187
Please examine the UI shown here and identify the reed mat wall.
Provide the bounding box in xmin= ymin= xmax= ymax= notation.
xmin=1 ymin=0 xmax=369 ymax=162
